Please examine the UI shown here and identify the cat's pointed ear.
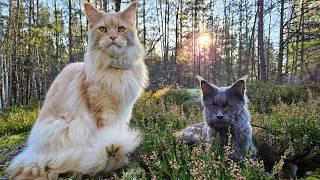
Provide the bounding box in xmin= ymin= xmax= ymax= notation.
xmin=196 ymin=76 xmax=218 ymax=97
xmin=229 ymin=75 xmax=248 ymax=97
xmin=83 ymin=0 xmax=102 ymax=24
xmin=120 ymin=1 xmax=137 ymax=22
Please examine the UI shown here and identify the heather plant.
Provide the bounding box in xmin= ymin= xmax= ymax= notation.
xmin=0 ymin=84 xmax=319 ymax=179
xmin=247 ymin=83 xmax=320 ymax=114
xmin=129 ymin=93 xmax=266 ymax=179
xmin=253 ymin=90 xmax=320 ymax=175
xmin=152 ymin=87 xmax=198 ymax=108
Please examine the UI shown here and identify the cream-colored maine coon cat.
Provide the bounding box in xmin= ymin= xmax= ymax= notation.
xmin=8 ymin=1 xmax=148 ymax=179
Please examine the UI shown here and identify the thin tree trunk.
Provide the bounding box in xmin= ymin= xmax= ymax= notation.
xmin=142 ymin=0 xmax=146 ymax=48
xmin=285 ymin=3 xmax=294 ymax=76
xmin=173 ymin=1 xmax=179 ymax=85
xmin=79 ymin=0 xmax=84 ymax=53
xmin=10 ymin=0 xmax=19 ymax=105
xmin=266 ymin=0 xmax=272 ymax=80
xmin=68 ymin=0 xmax=73 ymax=63
xmin=103 ymin=0 xmax=108 ymax=12
xmin=299 ymin=0 xmax=305 ymax=78
xmin=249 ymin=7 xmax=258 ymax=81
xmin=223 ymin=0 xmax=232 ymax=84
xmin=244 ymin=0 xmax=250 ymax=75
xmin=25 ymin=0 xmax=33 ymax=105
xmin=115 ymin=0 xmax=121 ymax=12
xmin=277 ymin=0 xmax=284 ymax=83
xmin=192 ymin=0 xmax=196 ymax=85
xmin=258 ymin=0 xmax=266 ymax=82
xmin=238 ymin=0 xmax=243 ymax=77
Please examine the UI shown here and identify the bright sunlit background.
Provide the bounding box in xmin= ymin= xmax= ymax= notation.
xmin=198 ymin=34 xmax=211 ymax=47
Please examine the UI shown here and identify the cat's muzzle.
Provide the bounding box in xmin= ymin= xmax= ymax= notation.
xmin=207 ymin=119 xmax=230 ymax=128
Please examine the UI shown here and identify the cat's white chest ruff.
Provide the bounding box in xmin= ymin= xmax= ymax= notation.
xmin=85 ymin=70 xmax=142 ymax=127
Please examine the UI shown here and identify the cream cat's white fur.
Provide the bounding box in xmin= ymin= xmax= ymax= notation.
xmin=8 ymin=1 xmax=147 ymax=179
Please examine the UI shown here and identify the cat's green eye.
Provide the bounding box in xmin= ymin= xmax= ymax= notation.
xmin=98 ymin=26 xmax=108 ymax=33
xmin=118 ymin=26 xmax=126 ymax=32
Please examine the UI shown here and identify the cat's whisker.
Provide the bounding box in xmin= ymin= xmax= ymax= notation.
xmin=89 ymin=44 xmax=104 ymax=51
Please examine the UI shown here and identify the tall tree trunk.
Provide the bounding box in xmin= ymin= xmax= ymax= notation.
xmin=115 ymin=0 xmax=121 ymax=12
xmin=299 ymin=0 xmax=305 ymax=78
xmin=192 ymin=0 xmax=196 ymax=85
xmin=162 ymin=0 xmax=169 ymax=74
xmin=103 ymin=0 xmax=108 ymax=12
xmin=293 ymin=2 xmax=300 ymax=76
xmin=258 ymin=0 xmax=266 ymax=82
xmin=285 ymin=3 xmax=294 ymax=77
xmin=176 ymin=0 xmax=183 ymax=85
xmin=166 ymin=0 xmax=170 ymax=75
xmin=277 ymin=0 xmax=284 ymax=83
xmin=25 ymin=0 xmax=34 ymax=105
xmin=238 ymin=0 xmax=243 ymax=77
xmin=173 ymin=0 xmax=179 ymax=85
xmin=244 ymin=0 xmax=250 ymax=75
xmin=142 ymin=0 xmax=146 ymax=48
xmin=68 ymin=0 xmax=73 ymax=63
xmin=10 ymin=0 xmax=20 ymax=105
xmin=249 ymin=6 xmax=258 ymax=81
xmin=266 ymin=0 xmax=272 ymax=80
xmin=224 ymin=0 xmax=232 ymax=84
xmin=55 ymin=0 xmax=59 ymax=63
xmin=79 ymin=0 xmax=84 ymax=54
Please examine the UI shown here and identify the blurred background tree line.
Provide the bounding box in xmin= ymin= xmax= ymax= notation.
xmin=0 ymin=0 xmax=319 ymax=109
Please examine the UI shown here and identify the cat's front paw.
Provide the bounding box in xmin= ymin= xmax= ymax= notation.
xmin=105 ymin=144 xmax=129 ymax=172
xmin=8 ymin=165 xmax=58 ymax=180
xmin=105 ymin=144 xmax=128 ymax=162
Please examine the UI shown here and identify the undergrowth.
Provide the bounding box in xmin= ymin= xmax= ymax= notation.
xmin=0 ymin=83 xmax=319 ymax=179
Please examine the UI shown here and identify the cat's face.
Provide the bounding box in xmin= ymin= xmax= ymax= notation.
xmin=199 ymin=76 xmax=248 ymax=129
xmin=84 ymin=1 xmax=138 ymax=57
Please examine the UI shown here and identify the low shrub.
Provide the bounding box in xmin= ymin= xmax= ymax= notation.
xmin=1 ymin=84 xmax=319 ymax=178
xmin=0 ymin=132 xmax=28 ymax=148
xmin=247 ymin=83 xmax=320 ymax=114
xmin=130 ymin=94 xmax=266 ymax=179
xmin=0 ymin=107 xmax=39 ymax=136
xmin=253 ymin=92 xmax=320 ymax=175
xmin=152 ymin=87 xmax=197 ymax=106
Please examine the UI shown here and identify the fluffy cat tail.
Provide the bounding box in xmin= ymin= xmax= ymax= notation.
xmin=95 ymin=125 xmax=141 ymax=156
xmin=78 ymin=125 xmax=142 ymax=173
xmin=7 ymin=126 xmax=141 ymax=178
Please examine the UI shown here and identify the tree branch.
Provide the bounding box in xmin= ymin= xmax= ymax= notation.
xmin=146 ymin=35 xmax=163 ymax=56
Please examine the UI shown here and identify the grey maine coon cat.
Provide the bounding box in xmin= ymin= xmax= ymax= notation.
xmin=180 ymin=75 xmax=255 ymax=159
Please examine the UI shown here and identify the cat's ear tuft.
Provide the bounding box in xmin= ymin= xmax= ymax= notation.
xmin=83 ymin=0 xmax=102 ymax=24
xmin=197 ymin=76 xmax=217 ymax=97
xmin=120 ymin=1 xmax=137 ymax=22
xmin=239 ymin=75 xmax=249 ymax=82
xmin=229 ymin=75 xmax=248 ymax=97
xmin=195 ymin=75 xmax=204 ymax=82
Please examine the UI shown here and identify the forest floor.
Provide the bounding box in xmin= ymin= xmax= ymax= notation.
xmin=0 ymin=83 xmax=320 ymax=179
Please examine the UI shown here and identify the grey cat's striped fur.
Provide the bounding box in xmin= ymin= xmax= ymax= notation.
xmin=181 ymin=76 xmax=255 ymax=159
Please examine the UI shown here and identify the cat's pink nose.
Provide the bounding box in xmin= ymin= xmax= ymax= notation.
xmin=110 ymin=36 xmax=117 ymax=41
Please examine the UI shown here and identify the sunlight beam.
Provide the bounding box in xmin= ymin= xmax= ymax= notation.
xmin=198 ymin=34 xmax=211 ymax=47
